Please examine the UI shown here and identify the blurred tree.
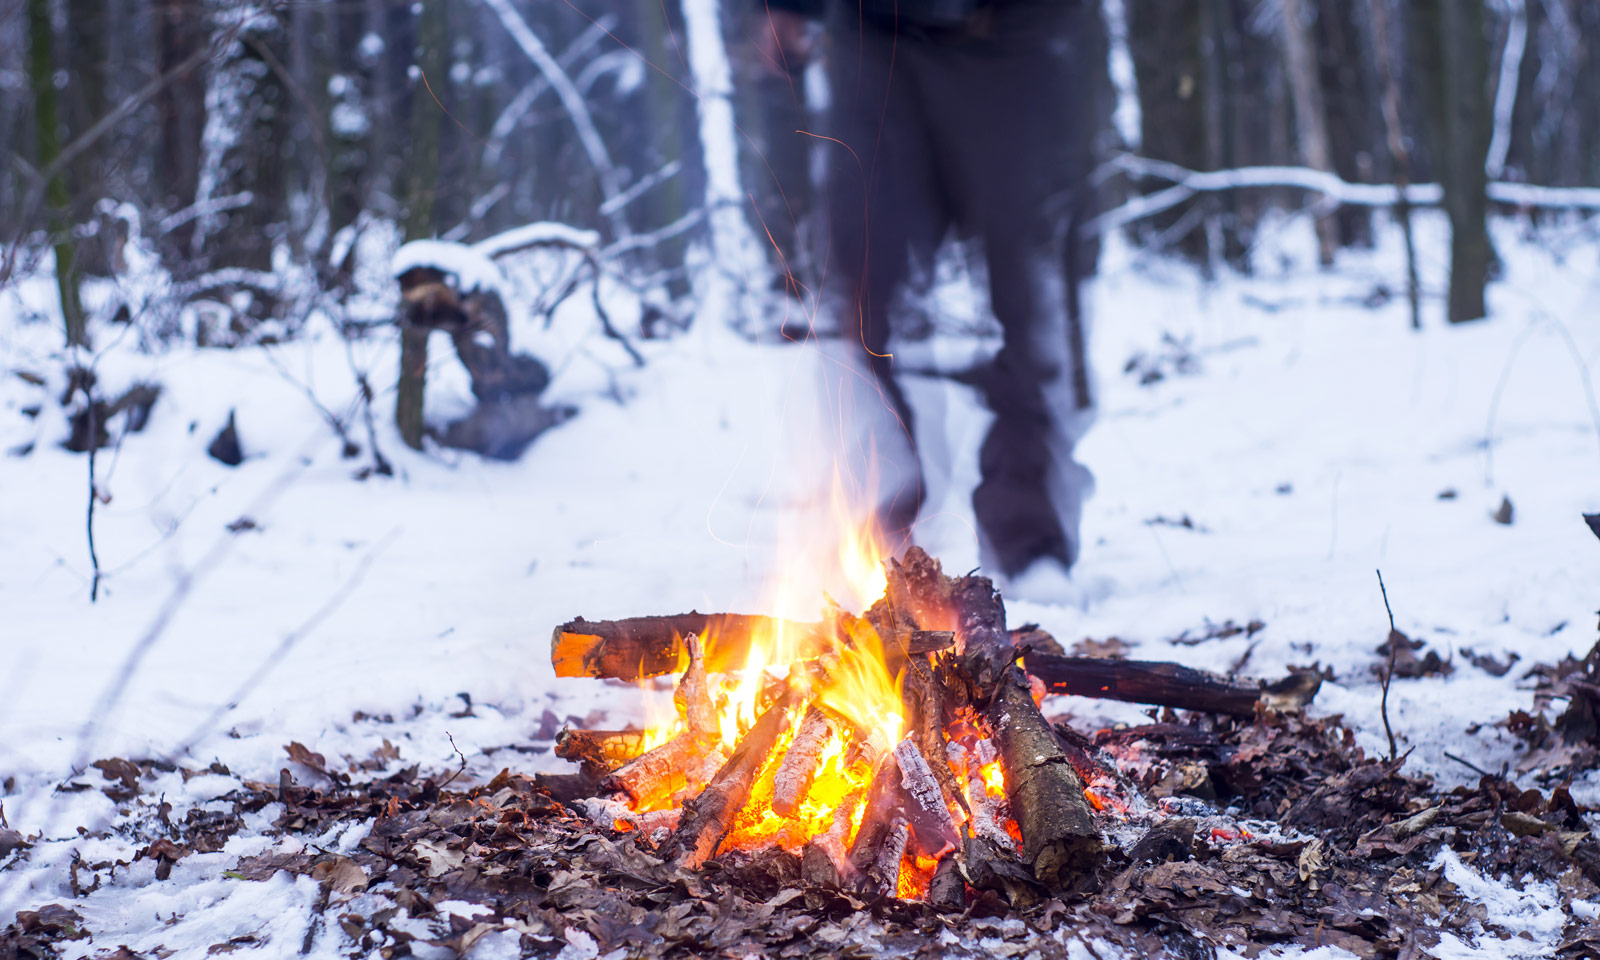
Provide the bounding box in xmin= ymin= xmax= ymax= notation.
xmin=1412 ymin=0 xmax=1493 ymax=323
xmin=28 ymin=0 xmax=87 ymax=346
xmin=396 ymin=0 xmax=448 ymax=451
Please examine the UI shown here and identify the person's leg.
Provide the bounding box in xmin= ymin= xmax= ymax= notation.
xmin=822 ymin=13 xmax=950 ymax=547
xmin=919 ymin=1 xmax=1098 ymax=577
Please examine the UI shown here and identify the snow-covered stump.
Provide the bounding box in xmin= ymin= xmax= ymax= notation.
xmin=392 ymin=242 xmax=563 ymax=460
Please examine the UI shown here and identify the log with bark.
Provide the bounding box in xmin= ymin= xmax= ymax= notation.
xmin=891 ymin=548 xmax=1103 ymax=888
xmin=1023 ymin=652 xmax=1321 ymax=716
xmin=552 ymin=613 xmax=953 ymax=680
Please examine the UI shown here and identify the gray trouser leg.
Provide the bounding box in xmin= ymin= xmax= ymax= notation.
xmin=823 ymin=1 xmax=1097 ymax=573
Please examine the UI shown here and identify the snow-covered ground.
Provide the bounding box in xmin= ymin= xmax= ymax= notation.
xmin=3 ymin=211 xmax=1599 ymax=957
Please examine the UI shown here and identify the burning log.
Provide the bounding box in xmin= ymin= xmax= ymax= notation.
xmin=552 ymin=613 xmax=828 ymax=678
xmin=949 ymin=740 xmax=1016 ymax=851
xmin=552 ymin=614 xmax=954 ymax=680
xmin=891 ymin=548 xmax=1103 ymax=887
xmin=667 ymin=691 xmax=796 ymax=869
xmin=601 ymin=632 xmax=724 ymax=807
xmin=902 ymin=660 xmax=969 ymax=822
xmin=579 ymin=797 xmax=682 ymax=837
xmin=602 ymin=734 xmax=725 ymax=809
xmin=845 ymin=755 xmax=904 ymax=894
xmin=1023 ymin=652 xmax=1321 ymax=716
xmin=772 ymin=705 xmax=836 ymax=818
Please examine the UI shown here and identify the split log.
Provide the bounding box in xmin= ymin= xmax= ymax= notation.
xmin=892 ymin=736 xmax=959 ymax=857
xmin=552 ymin=613 xmax=953 ymax=680
xmin=889 ymin=548 xmax=1103 ymax=887
xmin=666 ymin=691 xmax=795 ymax=869
xmin=772 ymin=705 xmax=836 ymax=817
xmin=1023 ymin=652 xmax=1321 ymax=716
xmin=602 ymin=733 xmax=724 ymax=809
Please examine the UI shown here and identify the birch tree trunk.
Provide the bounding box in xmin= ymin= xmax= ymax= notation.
xmin=681 ymin=0 xmax=765 ymax=333
xmin=1279 ymin=0 xmax=1338 ymax=267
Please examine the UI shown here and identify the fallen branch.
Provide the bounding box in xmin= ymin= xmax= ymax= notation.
xmin=1022 ymin=653 xmax=1320 ymax=716
xmin=1091 ymin=154 xmax=1600 ymax=235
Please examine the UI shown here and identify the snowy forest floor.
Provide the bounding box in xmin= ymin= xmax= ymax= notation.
xmin=4 ymin=212 xmax=1600 ymax=958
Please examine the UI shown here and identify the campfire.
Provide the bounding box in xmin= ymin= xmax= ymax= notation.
xmin=550 ymin=532 xmax=1319 ymax=906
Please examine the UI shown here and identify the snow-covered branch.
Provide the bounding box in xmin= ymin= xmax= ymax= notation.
xmin=1092 ymin=154 xmax=1600 ymax=234
xmin=476 ymin=0 xmax=629 ymax=239
xmin=1486 ymin=0 xmax=1526 ymax=180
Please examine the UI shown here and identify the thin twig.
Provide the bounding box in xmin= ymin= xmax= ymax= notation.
xmin=438 ymin=733 xmax=470 ymax=790
xmin=1376 ymin=569 xmax=1399 ymax=763
xmin=84 ymin=390 xmax=102 ymax=603
xmin=1442 ymin=751 xmax=1492 ymax=779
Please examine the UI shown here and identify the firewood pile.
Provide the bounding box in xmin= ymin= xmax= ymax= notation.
xmin=549 ymin=547 xmax=1319 ymax=905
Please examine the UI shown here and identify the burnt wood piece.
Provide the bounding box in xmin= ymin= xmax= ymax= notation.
xmin=772 ymin=705 xmax=836 ymax=818
xmin=846 ymin=755 xmax=903 ymax=891
xmin=928 ymin=852 xmax=966 ymax=911
xmin=903 ymin=659 xmax=969 ymax=821
xmin=666 ymin=691 xmax=796 ymax=869
xmin=1023 ymin=652 xmax=1321 ymax=716
xmin=892 ymin=736 xmax=959 ymax=858
xmin=553 ymin=728 xmax=656 ymax=778
xmin=551 ymin=614 xmax=953 ymax=680
xmin=890 ymin=547 xmax=1103 ymax=887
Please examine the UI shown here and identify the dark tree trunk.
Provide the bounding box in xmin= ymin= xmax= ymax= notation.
xmin=28 ymin=0 xmax=87 ymax=346
xmin=155 ymin=0 xmax=208 ymax=268
xmin=1413 ymin=0 xmax=1494 ymax=323
xmin=396 ymin=0 xmax=448 ymax=451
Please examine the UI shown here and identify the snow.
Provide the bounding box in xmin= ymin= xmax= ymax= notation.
xmin=4 ymin=209 xmax=1600 ymax=957
xmin=391 ymin=239 xmax=506 ymax=293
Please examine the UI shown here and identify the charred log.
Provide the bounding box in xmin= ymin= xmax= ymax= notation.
xmin=666 ymin=692 xmax=796 ymax=869
xmin=602 ymin=733 xmax=725 ymax=809
xmin=892 ymin=736 xmax=959 ymax=857
xmin=903 ymin=659 xmax=969 ymax=822
xmin=1024 ymin=652 xmax=1320 ymax=716
xmin=928 ymin=852 xmax=966 ymax=911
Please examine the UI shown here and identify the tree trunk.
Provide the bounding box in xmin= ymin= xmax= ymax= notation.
xmin=396 ymin=0 xmax=448 ymax=450
xmin=156 ymin=0 xmax=207 ymax=271
xmin=1279 ymin=0 xmax=1338 ymax=266
xmin=29 ymin=0 xmax=87 ymax=346
xmin=1413 ymin=0 xmax=1494 ymax=323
